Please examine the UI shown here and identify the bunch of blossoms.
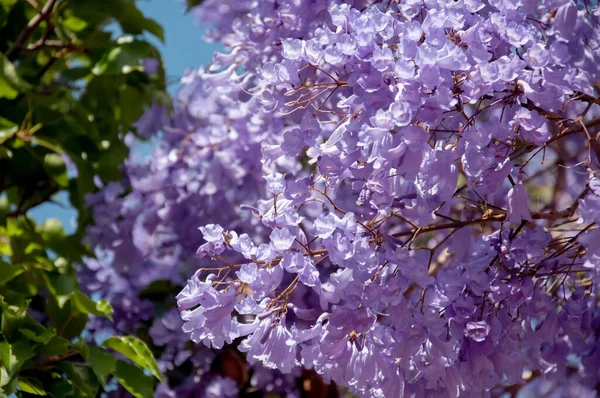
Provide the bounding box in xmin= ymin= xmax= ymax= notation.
xmin=79 ymin=1 xmax=365 ymax=395
xmin=172 ymin=0 xmax=600 ymax=396
xmin=80 ymin=72 xmax=314 ymax=396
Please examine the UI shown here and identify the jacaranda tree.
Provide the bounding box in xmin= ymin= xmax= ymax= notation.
xmin=82 ymin=0 xmax=600 ymax=397
xmin=0 ymin=0 xmax=167 ymax=396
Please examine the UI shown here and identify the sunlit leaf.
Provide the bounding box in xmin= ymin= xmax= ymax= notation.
xmin=113 ymin=360 xmax=154 ymax=398
xmin=102 ymin=336 xmax=163 ymax=383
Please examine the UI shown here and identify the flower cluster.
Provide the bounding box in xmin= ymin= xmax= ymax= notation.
xmin=85 ymin=0 xmax=600 ymax=396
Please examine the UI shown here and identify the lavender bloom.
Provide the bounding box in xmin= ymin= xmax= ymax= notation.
xmin=83 ymin=0 xmax=600 ymax=396
xmin=177 ymin=275 xmax=236 ymax=348
xmin=465 ymin=321 xmax=491 ymax=342
xmin=506 ymin=182 xmax=532 ymax=224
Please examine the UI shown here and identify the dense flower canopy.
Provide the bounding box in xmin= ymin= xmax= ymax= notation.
xmin=83 ymin=0 xmax=600 ymax=396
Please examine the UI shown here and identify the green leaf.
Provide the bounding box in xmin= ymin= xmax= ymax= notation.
xmin=3 ymin=340 xmax=35 ymax=374
xmin=83 ymin=346 xmax=116 ymax=387
xmin=0 ymin=365 xmax=15 ymax=393
xmin=35 ymin=336 xmax=71 ymax=356
xmin=62 ymin=15 xmax=88 ymax=32
xmin=0 ymin=337 xmax=11 ymax=370
xmin=57 ymin=312 xmax=88 ymax=341
xmin=0 ymin=295 xmax=29 ymax=336
xmin=92 ymin=40 xmax=156 ymax=76
xmin=0 ymin=53 xmax=31 ymax=99
xmin=113 ymin=360 xmax=155 ymax=398
xmin=0 ymin=195 xmax=8 ymax=225
xmin=45 ymin=295 xmax=89 ymax=340
xmin=71 ymin=291 xmax=113 ymax=322
xmin=0 ymin=75 xmax=18 ymax=99
xmin=43 ymin=153 xmax=68 ymax=188
xmin=0 ymin=1 xmax=18 ymax=8
xmin=0 ymin=147 xmax=12 ymax=159
xmin=114 ymin=2 xmax=165 ymax=42
xmin=43 ymin=272 xmax=76 ymax=308
xmin=46 ymin=377 xmax=74 ymax=398
xmin=17 ymin=377 xmax=47 ymax=395
xmin=0 ymin=0 xmax=168 ymax=393
xmin=18 ymin=322 xmax=56 ymax=344
xmin=0 ymin=260 xmax=24 ymax=285
xmin=29 ymin=135 xmax=63 ymax=154
xmin=0 ymin=0 xmax=18 ymax=29
xmin=102 ymin=336 xmax=163 ymax=383
xmin=135 ymin=17 xmax=164 ymax=43
xmin=185 ymin=0 xmax=206 ymax=11
xmin=56 ymin=362 xmax=99 ymax=398
xmin=43 ymin=153 xmax=65 ymax=172
xmin=39 ymin=218 xmax=66 ymax=239
xmin=0 ymin=122 xmax=18 ymax=145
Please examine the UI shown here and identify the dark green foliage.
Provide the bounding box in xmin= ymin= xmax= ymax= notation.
xmin=0 ymin=1 xmax=166 ymax=396
xmin=185 ymin=0 xmax=206 ymax=11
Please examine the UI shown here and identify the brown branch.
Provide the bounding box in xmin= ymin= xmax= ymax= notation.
xmin=34 ymin=350 xmax=79 ymax=370
xmin=57 ymin=312 xmax=74 ymax=337
xmin=517 ymin=117 xmax=600 ymax=167
xmin=27 ymin=39 xmax=71 ymax=51
xmin=392 ymin=214 xmax=505 ymax=238
xmin=36 ymin=45 xmax=78 ymax=80
xmin=400 ymin=187 xmax=589 ymax=300
xmin=393 ymin=187 xmax=589 ymax=239
xmin=571 ymin=91 xmax=600 ymax=107
xmin=6 ymin=186 xmax=60 ymax=218
xmin=5 ymin=0 xmax=59 ymax=61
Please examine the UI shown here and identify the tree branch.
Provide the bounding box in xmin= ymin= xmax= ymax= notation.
xmin=5 ymin=0 xmax=59 ymax=61
xmin=392 ymin=187 xmax=589 ymax=239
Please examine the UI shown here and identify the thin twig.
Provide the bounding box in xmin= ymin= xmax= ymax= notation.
xmin=5 ymin=0 xmax=59 ymax=61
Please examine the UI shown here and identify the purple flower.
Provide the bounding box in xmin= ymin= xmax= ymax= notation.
xmin=506 ymin=182 xmax=532 ymax=224
xmin=229 ymin=232 xmax=257 ymax=258
xmin=553 ymin=2 xmax=577 ymax=42
xmin=281 ymin=38 xmax=304 ymax=61
xmin=177 ymin=275 xmax=236 ymax=348
xmin=281 ymin=253 xmax=320 ymax=287
xmin=240 ymin=319 xmax=298 ymax=374
xmin=284 ymin=177 xmax=311 ymax=204
xmin=140 ymin=57 xmax=160 ymax=75
xmin=389 ymin=101 xmax=414 ymax=127
xmin=465 ymin=321 xmax=490 ymax=342
xmin=264 ymin=172 xmax=286 ymax=194
xmin=83 ymin=0 xmax=600 ymax=395
xmin=133 ymin=102 xmax=168 ymax=138
xmin=197 ymin=224 xmax=226 ymax=257
xmin=269 ymin=228 xmax=296 ymax=251
xmin=204 ymin=376 xmax=239 ymax=398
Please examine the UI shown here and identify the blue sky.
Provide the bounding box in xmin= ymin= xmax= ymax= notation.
xmin=137 ymin=0 xmax=220 ymax=89
xmin=29 ymin=0 xmax=218 ymax=232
